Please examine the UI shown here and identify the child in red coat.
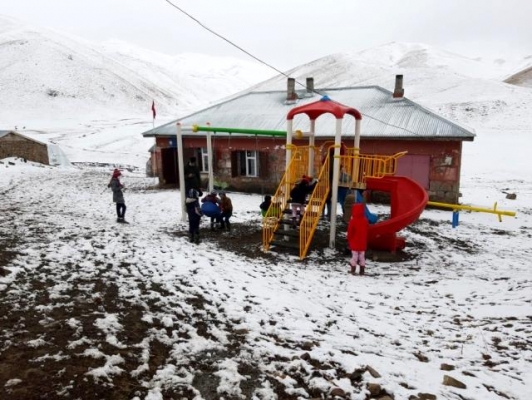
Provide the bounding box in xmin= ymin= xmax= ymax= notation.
xmin=347 ymin=203 xmax=369 ymax=275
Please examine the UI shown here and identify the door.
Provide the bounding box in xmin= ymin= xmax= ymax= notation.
xmin=396 ymin=155 xmax=430 ymax=189
xmin=161 ymin=148 xmax=178 ymax=184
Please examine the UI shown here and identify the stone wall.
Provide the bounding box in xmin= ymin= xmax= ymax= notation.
xmin=0 ymin=132 xmax=49 ymax=165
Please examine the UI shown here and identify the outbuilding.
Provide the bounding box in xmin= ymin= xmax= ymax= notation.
xmin=0 ymin=130 xmax=50 ymax=164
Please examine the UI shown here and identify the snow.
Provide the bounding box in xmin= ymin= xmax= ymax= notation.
xmin=1 ymin=23 xmax=531 ymax=400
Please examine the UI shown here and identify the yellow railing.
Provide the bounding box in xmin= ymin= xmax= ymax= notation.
xmin=298 ymin=151 xmax=331 ymax=259
xmin=262 ymin=146 xmax=408 ymax=259
xmin=342 ymin=150 xmax=407 ymax=186
xmin=262 ymin=147 xmax=310 ymax=252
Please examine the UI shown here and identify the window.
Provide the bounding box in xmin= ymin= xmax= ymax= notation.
xmin=241 ymin=150 xmax=257 ymax=177
xmin=200 ymin=147 xmax=209 ymax=173
xmin=232 ymin=150 xmax=266 ymax=178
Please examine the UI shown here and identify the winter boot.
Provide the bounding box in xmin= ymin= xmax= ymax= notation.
xmin=359 ymin=266 xmax=365 ymax=276
xmin=194 ymin=233 xmax=200 ymax=244
xmin=117 ymin=217 xmax=124 ymax=223
xmin=350 ymin=264 xmax=356 ymax=275
xmin=189 ymin=233 xmax=195 ymax=243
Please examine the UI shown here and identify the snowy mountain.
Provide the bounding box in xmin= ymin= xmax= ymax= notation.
xmin=503 ymin=56 xmax=532 ymax=88
xmin=251 ymin=42 xmax=532 ymax=130
xmin=0 ymin=15 xmax=275 ymax=123
xmin=2 ymin=16 xmax=531 ymax=170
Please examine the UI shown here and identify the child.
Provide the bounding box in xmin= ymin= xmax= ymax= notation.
xmin=201 ymin=190 xmax=222 ymax=230
xmin=347 ymin=203 xmax=369 ymax=275
xmin=186 ymin=188 xmax=202 ymax=243
xmin=289 ymin=176 xmax=313 ymax=227
xmin=219 ymin=191 xmax=233 ymax=231
xmin=260 ymin=195 xmax=272 ymax=217
xmin=108 ymin=168 xmax=127 ymax=223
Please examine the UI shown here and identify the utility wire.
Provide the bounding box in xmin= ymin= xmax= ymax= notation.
xmin=164 ymin=1 xmax=287 ymax=78
xmin=163 ymin=0 xmax=427 ymax=137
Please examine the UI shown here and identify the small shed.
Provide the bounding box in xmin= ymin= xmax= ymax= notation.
xmin=0 ymin=130 xmax=50 ymax=164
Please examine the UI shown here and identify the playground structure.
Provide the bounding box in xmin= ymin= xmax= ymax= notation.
xmin=170 ymin=96 xmax=516 ymax=260
xmin=173 ymin=96 xmax=430 ymax=259
xmin=258 ymin=96 xmax=428 ymax=259
xmin=427 ymin=200 xmax=516 ymax=227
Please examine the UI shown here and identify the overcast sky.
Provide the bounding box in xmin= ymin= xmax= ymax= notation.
xmin=1 ymin=0 xmax=531 ymax=70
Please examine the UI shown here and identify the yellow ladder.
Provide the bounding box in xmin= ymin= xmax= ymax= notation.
xmin=262 ymin=147 xmax=407 ymax=259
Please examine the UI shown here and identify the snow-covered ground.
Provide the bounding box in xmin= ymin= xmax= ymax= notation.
xmin=1 ymin=29 xmax=531 ymax=399
xmin=1 ymin=119 xmax=531 ymax=400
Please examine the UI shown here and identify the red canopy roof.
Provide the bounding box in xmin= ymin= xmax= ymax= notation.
xmin=286 ymin=96 xmax=362 ymax=121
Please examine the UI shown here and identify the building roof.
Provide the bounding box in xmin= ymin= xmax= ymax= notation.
xmin=141 ymin=86 xmax=475 ymax=141
xmin=0 ymin=130 xmax=47 ymax=145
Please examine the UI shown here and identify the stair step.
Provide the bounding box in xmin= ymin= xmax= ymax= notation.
xmin=273 ymin=229 xmax=299 ymax=238
xmin=270 ymin=239 xmax=300 ymax=250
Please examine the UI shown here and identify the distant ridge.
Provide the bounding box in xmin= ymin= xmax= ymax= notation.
xmin=0 ymin=15 xmax=275 ymax=121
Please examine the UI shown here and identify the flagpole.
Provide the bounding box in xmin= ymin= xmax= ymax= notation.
xmin=151 ymin=100 xmax=156 ymax=129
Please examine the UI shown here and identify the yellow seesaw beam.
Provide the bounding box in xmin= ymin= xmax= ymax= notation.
xmin=427 ymin=201 xmax=516 ymax=222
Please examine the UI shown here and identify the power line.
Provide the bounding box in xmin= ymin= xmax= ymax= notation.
xmin=163 ymin=1 xmax=287 ymax=77
xmin=163 ymin=0 xmax=425 ymax=137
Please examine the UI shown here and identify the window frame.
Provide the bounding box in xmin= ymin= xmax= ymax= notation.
xmin=200 ymin=147 xmax=209 ymax=173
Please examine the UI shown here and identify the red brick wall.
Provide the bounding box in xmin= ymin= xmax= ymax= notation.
xmin=152 ymin=136 xmax=463 ymax=202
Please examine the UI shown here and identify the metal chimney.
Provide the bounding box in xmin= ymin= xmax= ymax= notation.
xmin=287 ymin=78 xmax=297 ymax=101
xmin=306 ymin=77 xmax=314 ymax=94
xmin=393 ymin=74 xmax=404 ymax=98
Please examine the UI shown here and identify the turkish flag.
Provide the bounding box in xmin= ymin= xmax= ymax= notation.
xmin=151 ymin=101 xmax=156 ymax=119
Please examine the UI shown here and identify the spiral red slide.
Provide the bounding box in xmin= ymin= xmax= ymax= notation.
xmin=365 ymin=176 xmax=428 ymax=252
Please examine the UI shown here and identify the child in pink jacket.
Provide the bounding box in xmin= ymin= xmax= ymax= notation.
xmin=347 ymin=203 xmax=369 ymax=275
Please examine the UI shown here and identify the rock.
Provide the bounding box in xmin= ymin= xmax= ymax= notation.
xmin=350 ymin=367 xmax=365 ymax=382
xmin=329 ymin=387 xmax=346 ymax=397
xmin=418 ymin=393 xmax=437 ymax=400
xmin=414 ymin=352 xmax=429 ymax=362
xmin=378 ymin=396 xmax=393 ymax=400
xmin=367 ymin=365 xmax=382 ymax=378
xmin=367 ymin=383 xmax=382 ymax=396
xmin=505 ymin=193 xmax=517 ymax=200
xmin=440 ymin=363 xmax=455 ymax=371
xmin=301 ymin=341 xmax=314 ymax=351
xmin=443 ymin=375 xmax=467 ymax=389
xmin=300 ymin=352 xmax=311 ymax=360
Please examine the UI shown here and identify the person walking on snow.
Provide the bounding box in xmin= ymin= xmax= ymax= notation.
xmin=186 ymin=188 xmax=203 ymax=243
xmin=347 ymin=203 xmax=369 ymax=275
xmin=108 ymin=168 xmax=127 ymax=223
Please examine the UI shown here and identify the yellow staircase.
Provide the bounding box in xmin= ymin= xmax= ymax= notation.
xmin=262 ymin=146 xmax=407 ymax=259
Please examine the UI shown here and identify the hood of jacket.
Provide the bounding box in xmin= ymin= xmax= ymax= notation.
xmin=351 ymin=203 xmax=365 ymax=219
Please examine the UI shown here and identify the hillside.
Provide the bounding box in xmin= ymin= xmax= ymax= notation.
xmin=503 ymin=56 xmax=532 ymax=88
xmin=0 ymin=15 xmax=275 ymax=124
xmin=250 ymin=42 xmax=532 ymax=130
xmin=2 ymin=17 xmax=531 ymax=169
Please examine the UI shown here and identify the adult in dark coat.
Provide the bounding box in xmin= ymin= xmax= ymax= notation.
xmin=184 ymin=157 xmax=201 ymax=192
xmin=186 ymin=188 xmax=202 ymax=244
